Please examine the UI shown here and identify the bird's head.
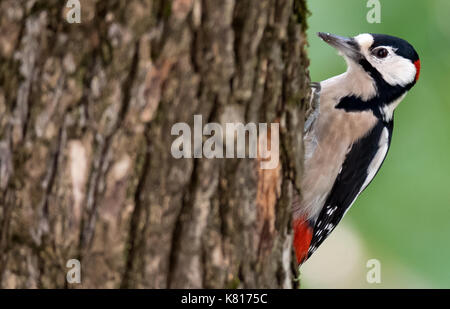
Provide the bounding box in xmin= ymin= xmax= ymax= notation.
xmin=318 ymin=32 xmax=420 ymax=89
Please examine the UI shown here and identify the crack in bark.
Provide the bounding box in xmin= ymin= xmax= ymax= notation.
xmin=120 ymin=127 xmax=151 ymax=288
xmin=35 ymin=117 xmax=67 ymax=287
xmin=78 ymin=41 xmax=141 ymax=257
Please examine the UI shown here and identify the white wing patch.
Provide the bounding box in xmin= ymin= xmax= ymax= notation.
xmin=361 ymin=127 xmax=390 ymax=190
xmin=343 ymin=127 xmax=390 ymax=218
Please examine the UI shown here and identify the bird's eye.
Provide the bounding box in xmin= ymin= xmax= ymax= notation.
xmin=374 ymin=48 xmax=389 ymax=58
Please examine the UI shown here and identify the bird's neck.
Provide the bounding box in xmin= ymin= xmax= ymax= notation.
xmin=331 ymin=64 xmax=411 ymax=122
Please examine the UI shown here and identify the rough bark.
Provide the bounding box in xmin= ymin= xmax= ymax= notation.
xmin=0 ymin=0 xmax=310 ymax=288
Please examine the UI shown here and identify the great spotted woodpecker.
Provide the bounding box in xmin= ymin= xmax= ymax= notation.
xmin=293 ymin=33 xmax=420 ymax=264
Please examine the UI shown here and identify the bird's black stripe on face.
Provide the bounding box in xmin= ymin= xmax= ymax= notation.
xmin=307 ymin=120 xmax=393 ymax=259
xmin=336 ymin=35 xmax=417 ymax=120
xmin=336 ymin=58 xmax=415 ymax=121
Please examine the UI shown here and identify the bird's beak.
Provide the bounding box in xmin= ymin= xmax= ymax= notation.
xmin=317 ymin=32 xmax=361 ymax=61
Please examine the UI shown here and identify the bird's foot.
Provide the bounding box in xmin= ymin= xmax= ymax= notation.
xmin=293 ymin=265 xmax=302 ymax=288
xmin=304 ymin=82 xmax=321 ymax=133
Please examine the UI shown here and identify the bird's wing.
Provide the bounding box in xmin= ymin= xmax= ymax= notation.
xmin=307 ymin=120 xmax=393 ymax=258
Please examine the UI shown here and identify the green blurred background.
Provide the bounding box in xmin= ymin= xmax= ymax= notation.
xmin=302 ymin=0 xmax=450 ymax=288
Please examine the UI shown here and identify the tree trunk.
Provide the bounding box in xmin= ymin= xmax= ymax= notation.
xmin=0 ymin=0 xmax=310 ymax=288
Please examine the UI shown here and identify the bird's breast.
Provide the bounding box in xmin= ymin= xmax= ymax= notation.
xmin=297 ymin=95 xmax=378 ymax=220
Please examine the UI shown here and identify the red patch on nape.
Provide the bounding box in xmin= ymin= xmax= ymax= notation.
xmin=293 ymin=218 xmax=313 ymax=264
xmin=414 ymin=59 xmax=421 ymax=81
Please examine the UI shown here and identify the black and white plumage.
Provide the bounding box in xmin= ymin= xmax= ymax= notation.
xmin=293 ymin=33 xmax=420 ymax=264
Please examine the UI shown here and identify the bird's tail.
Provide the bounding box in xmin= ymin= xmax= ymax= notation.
xmin=293 ymin=216 xmax=314 ymax=264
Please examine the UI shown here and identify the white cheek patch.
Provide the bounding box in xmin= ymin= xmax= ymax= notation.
xmin=353 ymin=34 xmax=417 ymax=87
xmin=369 ymin=53 xmax=416 ymax=86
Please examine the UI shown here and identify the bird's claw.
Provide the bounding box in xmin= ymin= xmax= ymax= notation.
xmin=293 ymin=265 xmax=302 ymax=288
xmin=310 ymin=82 xmax=321 ymax=92
xmin=304 ymin=82 xmax=321 ymax=133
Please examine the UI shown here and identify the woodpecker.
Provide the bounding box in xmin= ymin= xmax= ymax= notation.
xmin=293 ymin=33 xmax=420 ymax=264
